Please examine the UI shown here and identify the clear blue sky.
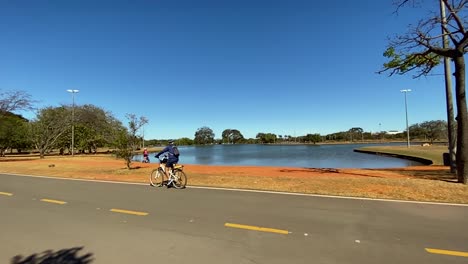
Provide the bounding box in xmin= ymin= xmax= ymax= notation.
xmin=0 ymin=0 xmax=450 ymax=140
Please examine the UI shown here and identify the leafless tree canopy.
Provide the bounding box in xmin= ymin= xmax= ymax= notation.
xmin=0 ymin=90 xmax=36 ymax=115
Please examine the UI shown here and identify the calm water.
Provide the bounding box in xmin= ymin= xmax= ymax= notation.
xmin=135 ymin=143 xmax=424 ymax=169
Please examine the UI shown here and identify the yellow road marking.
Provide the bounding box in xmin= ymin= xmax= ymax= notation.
xmin=0 ymin=192 xmax=13 ymax=196
xmin=40 ymin=199 xmax=67 ymax=205
xmin=425 ymin=248 xmax=468 ymax=257
xmin=110 ymin=209 xmax=148 ymax=216
xmin=225 ymin=222 xmax=289 ymax=235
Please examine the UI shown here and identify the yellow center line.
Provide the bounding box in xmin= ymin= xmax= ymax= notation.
xmin=40 ymin=199 xmax=67 ymax=205
xmin=225 ymin=222 xmax=289 ymax=235
xmin=0 ymin=192 xmax=13 ymax=196
xmin=425 ymin=248 xmax=468 ymax=257
xmin=110 ymin=208 xmax=148 ymax=216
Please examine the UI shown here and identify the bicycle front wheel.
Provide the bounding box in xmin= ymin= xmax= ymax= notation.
xmin=172 ymin=169 xmax=187 ymax=189
xmin=150 ymin=168 xmax=165 ymax=187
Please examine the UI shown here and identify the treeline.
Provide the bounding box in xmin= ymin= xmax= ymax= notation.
xmin=1 ymin=90 xmax=449 ymax=160
xmin=0 ymin=104 xmax=130 ymax=157
xmin=147 ymin=121 xmax=449 ymax=146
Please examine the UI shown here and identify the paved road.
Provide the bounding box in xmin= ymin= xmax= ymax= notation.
xmin=1 ymin=173 xmax=467 ymax=264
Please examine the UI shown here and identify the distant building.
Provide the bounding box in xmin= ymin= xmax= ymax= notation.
xmin=386 ymin=130 xmax=403 ymax=135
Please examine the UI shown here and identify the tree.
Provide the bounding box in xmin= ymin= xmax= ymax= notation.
xmin=0 ymin=91 xmax=35 ymax=154
xmin=256 ymin=133 xmax=265 ymax=143
xmin=348 ymin=127 xmax=364 ymax=142
xmin=326 ymin=132 xmax=346 ymax=141
xmin=379 ymin=0 xmax=468 ymax=183
xmin=304 ymin=133 xmax=321 ymax=144
xmin=256 ymin=132 xmax=277 ymax=144
xmin=194 ymin=126 xmax=215 ymax=145
xmin=114 ymin=114 xmax=148 ymax=169
xmin=0 ymin=113 xmax=30 ymax=156
xmin=419 ymin=120 xmax=448 ymax=143
xmin=222 ymin=129 xmax=245 ymax=144
xmin=0 ymin=90 xmax=35 ymax=116
xmin=46 ymin=104 xmax=124 ymax=155
xmin=408 ymin=123 xmax=426 ymax=140
xmin=113 ymin=128 xmax=133 ymax=168
xmin=73 ymin=104 xmax=124 ymax=153
xmin=177 ymin=137 xmax=194 ymax=146
xmin=30 ymin=106 xmax=70 ymax=158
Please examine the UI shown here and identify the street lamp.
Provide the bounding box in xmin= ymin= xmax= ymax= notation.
xmin=66 ymin=89 xmax=79 ymax=156
xmin=400 ymin=89 xmax=411 ymax=148
xmin=142 ymin=124 xmax=145 ymax=149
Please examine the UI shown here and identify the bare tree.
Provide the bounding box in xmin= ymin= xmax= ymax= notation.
xmin=379 ymin=0 xmax=468 ymax=184
xmin=0 ymin=90 xmax=35 ymax=116
xmin=114 ymin=114 xmax=148 ymax=169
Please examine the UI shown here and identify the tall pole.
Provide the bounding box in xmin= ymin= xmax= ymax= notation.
xmin=67 ymin=89 xmax=79 ymax=156
xmin=379 ymin=123 xmax=382 ymax=142
xmin=439 ymin=0 xmax=456 ymax=172
xmin=400 ymin=89 xmax=411 ymax=148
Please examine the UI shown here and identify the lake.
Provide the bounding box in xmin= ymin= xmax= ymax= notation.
xmin=135 ymin=143 xmax=424 ymax=168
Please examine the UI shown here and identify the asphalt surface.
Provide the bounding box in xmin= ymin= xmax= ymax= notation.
xmin=1 ymin=173 xmax=467 ymax=264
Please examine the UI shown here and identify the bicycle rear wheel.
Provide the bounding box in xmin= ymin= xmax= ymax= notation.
xmin=172 ymin=169 xmax=187 ymax=189
xmin=150 ymin=168 xmax=165 ymax=187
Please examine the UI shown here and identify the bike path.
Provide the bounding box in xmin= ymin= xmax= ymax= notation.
xmin=1 ymin=173 xmax=467 ymax=264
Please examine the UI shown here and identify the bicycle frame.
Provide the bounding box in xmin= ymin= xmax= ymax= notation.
xmin=151 ymin=157 xmax=186 ymax=189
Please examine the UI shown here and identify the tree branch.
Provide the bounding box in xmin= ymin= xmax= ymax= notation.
xmin=443 ymin=0 xmax=466 ymax=34
xmin=0 ymin=90 xmax=36 ymax=115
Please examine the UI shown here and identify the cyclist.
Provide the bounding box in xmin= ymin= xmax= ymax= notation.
xmin=142 ymin=148 xmax=150 ymax=163
xmin=154 ymin=140 xmax=180 ymax=185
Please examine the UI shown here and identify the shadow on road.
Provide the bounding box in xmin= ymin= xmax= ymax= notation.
xmin=11 ymin=246 xmax=93 ymax=264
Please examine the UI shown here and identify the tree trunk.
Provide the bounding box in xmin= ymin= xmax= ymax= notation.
xmin=126 ymin=158 xmax=131 ymax=169
xmin=439 ymin=0 xmax=457 ymax=173
xmin=453 ymin=56 xmax=468 ymax=184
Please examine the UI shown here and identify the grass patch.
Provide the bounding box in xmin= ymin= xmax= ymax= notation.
xmin=355 ymin=145 xmax=447 ymax=165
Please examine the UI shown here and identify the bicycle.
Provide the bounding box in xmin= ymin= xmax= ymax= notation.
xmin=149 ymin=157 xmax=187 ymax=189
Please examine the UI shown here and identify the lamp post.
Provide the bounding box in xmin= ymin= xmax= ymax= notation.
xmin=439 ymin=0 xmax=456 ymax=172
xmin=379 ymin=123 xmax=382 ymax=142
xmin=66 ymin=89 xmax=79 ymax=156
xmin=400 ymin=89 xmax=411 ymax=148
xmin=142 ymin=124 xmax=145 ymax=149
